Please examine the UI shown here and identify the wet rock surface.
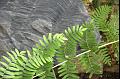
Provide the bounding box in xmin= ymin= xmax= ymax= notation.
xmin=0 ymin=0 xmax=89 ymax=55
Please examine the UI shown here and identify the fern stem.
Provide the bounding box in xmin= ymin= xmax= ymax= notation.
xmin=52 ymin=50 xmax=91 ymax=68
xmin=33 ymin=74 xmax=41 ymax=79
xmin=52 ymin=60 xmax=67 ymax=68
xmin=52 ymin=69 xmax=57 ymax=79
xmin=45 ymin=40 xmax=119 ymax=79
xmin=98 ymin=40 xmax=119 ymax=48
xmin=75 ymin=50 xmax=91 ymax=57
xmin=52 ymin=40 xmax=119 ymax=69
xmin=33 ymin=72 xmax=45 ymax=79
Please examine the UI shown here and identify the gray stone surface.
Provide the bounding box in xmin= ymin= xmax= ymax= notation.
xmin=0 ymin=0 xmax=90 ymax=55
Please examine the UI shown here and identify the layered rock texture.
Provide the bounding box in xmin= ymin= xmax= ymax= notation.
xmin=0 ymin=0 xmax=90 ymax=55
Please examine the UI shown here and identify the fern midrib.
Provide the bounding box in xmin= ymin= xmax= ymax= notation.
xmin=85 ymin=30 xmax=91 ymax=50
xmin=87 ymin=53 xmax=95 ymax=72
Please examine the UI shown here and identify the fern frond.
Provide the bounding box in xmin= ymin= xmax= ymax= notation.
xmin=64 ymin=25 xmax=87 ymax=42
xmin=80 ymin=20 xmax=99 ymax=51
xmin=0 ymin=49 xmax=27 ymax=79
xmin=57 ymin=25 xmax=87 ymax=79
xmin=92 ymin=5 xmax=119 ymax=64
xmin=23 ymin=33 xmax=67 ymax=78
xmin=35 ymin=62 xmax=54 ymax=79
xmin=106 ymin=13 xmax=119 ymax=42
xmin=0 ymin=33 xmax=67 ymax=79
xmin=58 ymin=61 xmax=79 ymax=79
xmin=78 ymin=21 xmax=103 ymax=77
xmin=57 ymin=41 xmax=79 ymax=79
xmin=91 ymin=5 xmax=112 ymax=30
xmin=98 ymin=48 xmax=111 ymax=65
xmin=79 ymin=52 xmax=103 ymax=75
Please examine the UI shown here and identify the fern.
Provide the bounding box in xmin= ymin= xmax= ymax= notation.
xmin=98 ymin=48 xmax=111 ymax=65
xmin=0 ymin=5 xmax=119 ymax=79
xmin=92 ymin=5 xmax=119 ymax=64
xmin=79 ymin=20 xmax=99 ymax=51
xmin=58 ymin=61 xmax=79 ymax=79
xmin=0 ymin=49 xmax=27 ymax=79
xmin=57 ymin=25 xmax=87 ymax=79
xmin=91 ymin=5 xmax=112 ymax=31
xmin=35 ymin=62 xmax=54 ymax=79
xmin=0 ymin=33 xmax=67 ymax=79
xmin=78 ymin=21 xmax=104 ymax=78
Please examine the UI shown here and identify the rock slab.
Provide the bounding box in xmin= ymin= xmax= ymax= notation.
xmin=0 ymin=0 xmax=90 ymax=55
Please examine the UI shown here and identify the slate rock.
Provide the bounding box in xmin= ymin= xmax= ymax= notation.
xmin=0 ymin=0 xmax=90 ymax=55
